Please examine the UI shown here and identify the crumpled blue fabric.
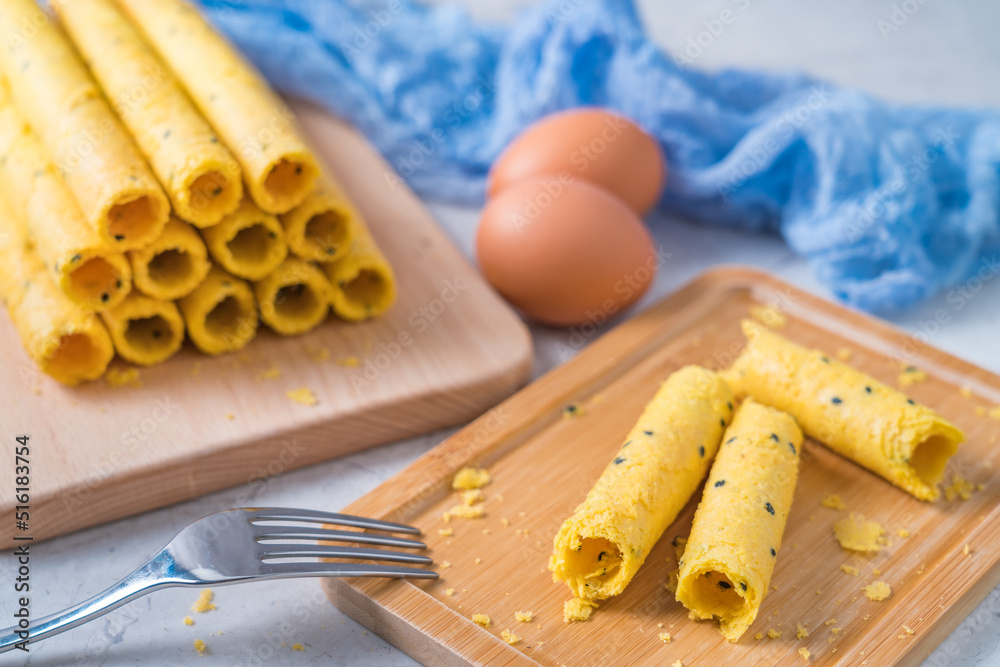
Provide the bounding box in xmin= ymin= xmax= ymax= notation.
xmin=195 ymin=0 xmax=1000 ymax=313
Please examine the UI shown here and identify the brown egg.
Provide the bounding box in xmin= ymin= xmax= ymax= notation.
xmin=476 ymin=177 xmax=657 ymax=327
xmin=487 ymin=108 xmax=666 ymax=215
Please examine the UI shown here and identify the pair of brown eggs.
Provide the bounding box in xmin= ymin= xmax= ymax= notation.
xmin=476 ymin=108 xmax=665 ymax=327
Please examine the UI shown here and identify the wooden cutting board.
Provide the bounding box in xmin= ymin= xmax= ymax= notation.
xmin=0 ymin=100 xmax=532 ymax=550
xmin=324 ymin=267 xmax=1000 ymax=667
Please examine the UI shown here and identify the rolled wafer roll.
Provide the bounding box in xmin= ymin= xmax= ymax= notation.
xmin=254 ymin=258 xmax=332 ymax=336
xmin=129 ymin=217 xmax=210 ymax=301
xmin=0 ymin=0 xmax=169 ymax=249
xmin=115 ymin=0 xmax=320 ymax=214
xmin=55 ymin=0 xmax=243 ymax=228
xmin=0 ymin=193 xmax=113 ymax=385
xmin=724 ymin=321 xmax=964 ymax=501
xmin=675 ymin=399 xmax=802 ymax=642
xmin=279 ymin=176 xmax=357 ymax=263
xmin=0 ymin=82 xmax=131 ymax=312
xmin=549 ymin=365 xmax=735 ymax=602
xmin=178 ymin=264 xmax=257 ymax=355
xmin=99 ymin=292 xmax=184 ymax=366
xmin=200 ymin=199 xmax=288 ymax=281
xmin=323 ymin=223 xmax=396 ymax=321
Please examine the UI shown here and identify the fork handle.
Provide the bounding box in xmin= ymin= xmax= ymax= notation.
xmin=0 ymin=552 xmax=182 ymax=654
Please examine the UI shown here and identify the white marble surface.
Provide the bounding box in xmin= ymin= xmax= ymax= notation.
xmin=4 ymin=0 xmax=1000 ymax=665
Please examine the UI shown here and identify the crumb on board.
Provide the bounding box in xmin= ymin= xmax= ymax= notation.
xmin=863 ymin=581 xmax=892 ymax=601
xmin=902 ymin=625 xmax=915 ymax=635
xmin=336 ymin=355 xmax=360 ymax=368
xmin=750 ymin=304 xmax=787 ymax=328
xmin=472 ymin=614 xmax=492 ymax=628
xmin=798 ymin=647 xmax=811 ymax=661
xmin=225 ymin=413 xmax=235 ymax=421
xmin=474 ymin=558 xmax=482 ymax=565
xmin=767 ymin=629 xmax=782 ymax=638
xmin=183 ymin=616 xmax=194 ymax=626
xmin=286 ymin=387 xmax=317 ymax=406
xmin=839 ymin=564 xmax=859 ymax=576
xmin=831 ymin=627 xmax=841 ymax=635
xmin=658 ymin=632 xmax=672 ymax=643
xmin=192 ymin=589 xmax=216 ymax=613
xmin=897 ymin=365 xmax=927 ymax=389
xmin=989 ymin=406 xmax=1000 ymax=420
xmin=452 ymin=467 xmax=491 ymax=490
xmin=960 ymin=385 xmax=973 ymax=399
xmin=441 ymin=511 xmax=451 ymax=523
xmin=896 ymin=528 xmax=911 ymax=538
xmin=836 ymin=347 xmax=853 ymax=361
xmin=944 ymin=473 xmax=976 ymax=501
xmin=563 ymin=598 xmax=597 ymax=623
xmin=515 ymin=611 xmax=533 ymax=623
xmin=292 ymin=643 xmax=305 ymax=651
xmin=462 ymin=489 xmax=485 ymax=506
xmin=445 ymin=588 xmax=455 ymax=596
xmin=257 ymin=365 xmax=281 ymax=381
xmin=562 ymin=403 xmax=585 ymax=418
xmin=190 ymin=361 xmax=202 ymax=376
xmin=821 ymin=494 xmax=847 ymax=510
xmin=672 ymin=661 xmax=684 ymax=667
xmin=501 ymin=518 xmax=510 ymax=527
xmin=964 ymin=544 xmax=971 ymax=556
xmin=834 ymin=513 xmax=888 ymax=552
xmin=448 ymin=504 xmax=485 ymax=519
xmin=825 ymin=618 xmax=837 ymax=626
xmin=796 ymin=623 xmax=809 ymax=639
xmin=194 ymin=639 xmax=207 ymax=656
xmin=105 ymin=366 xmax=141 ymax=388
xmin=441 ymin=560 xmax=452 ymax=569
xmin=755 ymin=632 xmax=763 ymax=640
xmin=310 ymin=347 xmax=330 ymax=362
xmin=664 ymin=569 xmax=680 ymax=595
xmin=500 ymin=629 xmax=520 ymax=645
xmin=438 ymin=528 xmax=454 ymax=537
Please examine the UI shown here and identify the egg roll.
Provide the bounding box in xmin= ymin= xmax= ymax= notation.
xmin=279 ymin=176 xmax=357 ymax=263
xmin=178 ymin=264 xmax=257 ymax=355
xmin=200 ymin=198 xmax=288 ymax=281
xmin=549 ymin=365 xmax=734 ymax=601
xmin=0 ymin=194 xmax=113 ymax=385
xmin=0 ymin=0 xmax=169 ymax=249
xmin=323 ymin=222 xmax=396 ymax=322
xmin=676 ymin=399 xmax=802 ymax=642
xmin=0 ymin=82 xmax=131 ymax=312
xmin=100 ymin=292 xmax=185 ymax=366
xmin=55 ymin=0 xmax=242 ymax=228
xmin=114 ymin=0 xmax=319 ymax=214
xmin=724 ymin=321 xmax=964 ymax=501
xmin=129 ymin=217 xmax=210 ymax=301
xmin=254 ymin=258 xmax=332 ymax=336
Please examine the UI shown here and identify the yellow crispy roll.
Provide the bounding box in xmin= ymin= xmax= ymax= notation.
xmin=115 ymin=0 xmax=319 ymax=214
xmin=0 ymin=195 xmax=113 ymax=385
xmin=279 ymin=176 xmax=357 ymax=263
xmin=0 ymin=83 xmax=131 ymax=312
xmin=676 ymin=399 xmax=802 ymax=642
xmin=254 ymin=258 xmax=332 ymax=336
xmin=0 ymin=0 xmax=169 ymax=249
xmin=323 ymin=223 xmax=396 ymax=321
xmin=129 ymin=217 xmax=210 ymax=301
xmin=200 ymin=198 xmax=288 ymax=281
xmin=178 ymin=264 xmax=257 ymax=355
xmin=549 ymin=365 xmax=734 ymax=601
xmin=724 ymin=321 xmax=964 ymax=501
xmin=55 ymin=0 xmax=242 ymax=228
xmin=99 ymin=292 xmax=184 ymax=366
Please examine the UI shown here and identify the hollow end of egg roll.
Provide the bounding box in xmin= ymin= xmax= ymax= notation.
xmin=902 ymin=421 xmax=964 ymax=496
xmin=201 ymin=199 xmax=288 ymax=281
xmin=40 ymin=320 xmax=116 ymax=386
xmin=60 ymin=250 xmax=133 ymax=313
xmin=178 ymin=265 xmax=257 ymax=355
xmin=280 ymin=188 xmax=356 ymax=263
xmin=180 ymin=161 xmax=243 ymax=228
xmin=130 ymin=217 xmax=210 ymax=301
xmin=254 ymin=258 xmax=331 ymax=336
xmin=102 ymin=187 xmax=171 ymax=251
xmin=100 ymin=293 xmax=185 ymax=366
xmin=323 ymin=228 xmax=397 ymax=322
xmin=252 ymin=152 xmax=320 ymax=215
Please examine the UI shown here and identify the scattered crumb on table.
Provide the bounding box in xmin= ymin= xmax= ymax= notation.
xmin=796 ymin=623 xmax=809 ymax=639
xmin=105 ymin=366 xmax=141 ymax=388
xmin=515 ymin=611 xmax=533 ymax=623
xmin=798 ymin=647 xmax=811 ymax=661
xmin=863 ymin=581 xmax=892 ymax=601
xmin=183 ymin=616 xmax=194 ymax=626
xmin=821 ymin=494 xmax=847 ymax=510
xmin=453 ymin=467 xmax=491 ymax=490
xmin=192 ymin=589 xmax=216 ymax=613
xmin=563 ymin=598 xmax=597 ymax=623
xmin=292 ymin=643 xmax=305 ymax=651
xmin=658 ymin=632 xmax=671 ymax=643
xmin=472 ymin=614 xmax=492 ymax=628
xmin=834 ymin=513 xmax=888 ymax=552
xmin=194 ymin=639 xmax=207 ymax=656
xmin=768 ymin=629 xmax=782 ymax=638
xmin=500 ymin=629 xmax=520 ymax=645
xmin=286 ymin=387 xmax=317 ymax=406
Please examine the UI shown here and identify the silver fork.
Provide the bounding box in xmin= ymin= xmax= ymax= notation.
xmin=0 ymin=507 xmax=437 ymax=653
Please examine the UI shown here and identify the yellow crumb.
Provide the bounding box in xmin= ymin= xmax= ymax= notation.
xmin=902 ymin=625 xmax=915 ymax=635
xmin=191 ymin=590 xmax=216 ymax=613
xmin=798 ymin=647 xmax=811 ymax=661
xmin=452 ymin=467 xmax=491 ymax=490
xmin=500 ymin=629 xmax=520 ymax=645
xmin=664 ymin=569 xmax=680 ymax=595
xmin=831 ymin=627 xmax=841 ymax=635
xmin=183 ymin=616 xmax=194 ymax=626
xmin=750 ymin=304 xmax=787 ymax=328
xmin=336 ymin=356 xmax=360 ymax=368
xmin=500 ymin=518 xmax=510 ymax=527
xmin=226 ymin=413 xmax=235 ymax=421
xmin=292 ymin=643 xmax=305 ymax=651
xmin=989 ymin=406 xmax=1000 ymax=420
xmin=975 ymin=406 xmax=987 ymax=416
xmin=944 ymin=473 xmax=976 ymax=501
xmin=821 ymin=494 xmax=847 ymax=510
xmin=964 ymin=544 xmax=971 ymax=556
xmin=755 ymin=632 xmax=763 ymax=640
xmin=474 ymin=558 xmax=482 ymax=564
xmin=796 ymin=623 xmax=809 ymax=639
xmin=562 ymin=403 xmax=585 ymax=418
xmin=658 ymin=632 xmax=671 ymax=643
xmin=441 ymin=511 xmax=451 ymax=523
xmin=873 ymin=569 xmax=882 ymax=576
xmin=481 ymin=529 xmax=491 ymax=535
xmin=896 ymin=528 xmax=911 ymax=538
xmin=824 ymin=618 xmax=837 ymax=626
xmin=257 ymin=365 xmax=281 ymax=381
xmin=563 ymin=598 xmax=598 ymax=623
xmin=834 ymin=513 xmax=888 ymax=552
xmin=105 ymin=366 xmax=141 ymax=388
xmin=768 ymin=629 xmax=782 ymax=638
xmin=193 ymin=639 xmax=207 ymax=656
xmin=897 ymin=365 xmax=927 ymax=389
xmin=863 ymin=581 xmax=892 ymax=601
xmin=462 ymin=489 xmax=485 ymax=505
xmin=311 ymin=347 xmax=330 ymax=362
xmin=836 ymin=347 xmax=853 ymax=361
xmin=472 ymin=614 xmax=492 ymax=628
xmin=438 ymin=528 xmax=454 ymax=537
xmin=515 ymin=611 xmax=533 ymax=623
xmin=286 ymin=387 xmax=317 ymax=406
xmin=190 ymin=361 xmax=202 ymax=376
xmin=672 ymin=535 xmax=687 ymax=561
xmin=445 ymin=588 xmax=455 ymax=596
xmin=672 ymin=661 xmax=684 ymax=667
xmin=959 ymin=385 xmax=973 ymax=399
xmin=448 ymin=504 xmax=485 ymax=519
xmin=440 ymin=560 xmax=452 ymax=569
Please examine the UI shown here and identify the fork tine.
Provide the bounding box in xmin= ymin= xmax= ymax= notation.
xmin=260 ymin=544 xmax=433 ymax=565
xmin=247 ymin=508 xmax=421 ymax=534
xmin=254 ymin=525 xmax=427 ymax=549
xmin=258 ymin=561 xmax=439 ymax=579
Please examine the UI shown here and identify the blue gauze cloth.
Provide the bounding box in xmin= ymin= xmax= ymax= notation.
xmin=196 ymin=0 xmax=1000 ymax=313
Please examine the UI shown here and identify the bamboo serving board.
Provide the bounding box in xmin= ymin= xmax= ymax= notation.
xmin=0 ymin=100 xmax=532 ymax=550
xmin=324 ymin=267 xmax=1000 ymax=667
